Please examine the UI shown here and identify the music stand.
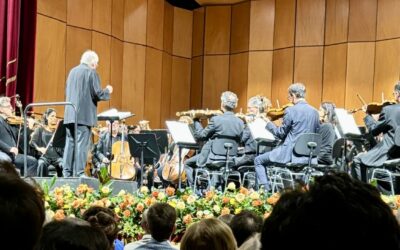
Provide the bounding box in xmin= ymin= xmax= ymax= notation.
xmin=128 ymin=133 xmax=160 ymax=188
xmin=52 ymin=120 xmax=67 ymax=149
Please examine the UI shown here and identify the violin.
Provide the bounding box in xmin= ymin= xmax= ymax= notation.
xmin=6 ymin=115 xmax=24 ymax=125
xmin=267 ymin=103 xmax=293 ymax=121
xmin=356 ymin=93 xmax=396 ymax=114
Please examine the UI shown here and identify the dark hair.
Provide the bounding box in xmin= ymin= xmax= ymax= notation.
xmin=261 ymin=173 xmax=400 ymax=249
xmin=82 ymin=206 xmax=119 ymax=246
xmin=0 ymin=173 xmax=45 ymax=249
xmin=38 ymin=217 xmax=110 ymax=250
xmin=218 ymin=213 xmax=234 ymax=226
xmin=230 ymin=210 xmax=263 ymax=247
xmin=147 ymin=203 xmax=176 ymax=242
xmin=320 ymin=101 xmax=337 ymax=124
xmin=0 ymin=161 xmax=19 ymax=176
xmin=43 ymin=108 xmax=56 ymax=125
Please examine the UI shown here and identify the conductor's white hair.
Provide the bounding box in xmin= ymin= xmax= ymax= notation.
xmin=80 ymin=50 xmax=99 ymax=66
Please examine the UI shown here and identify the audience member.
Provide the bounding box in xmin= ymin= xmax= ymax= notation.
xmin=180 ymin=218 xmax=237 ymax=250
xmin=230 ymin=211 xmax=263 ymax=247
xmin=37 ymin=217 xmax=110 ymax=250
xmin=0 ymin=160 xmax=19 ymax=176
xmin=218 ymin=214 xmax=234 ymax=226
xmin=124 ymin=210 xmax=151 ymax=250
xmin=261 ymin=173 xmax=400 ymax=249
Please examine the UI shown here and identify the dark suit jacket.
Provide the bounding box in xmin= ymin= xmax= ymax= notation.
xmin=64 ymin=64 xmax=110 ymax=127
xmin=360 ymin=103 xmax=400 ymax=167
xmin=193 ymin=111 xmax=244 ymax=164
xmin=0 ymin=117 xmax=18 ymax=156
xmin=266 ymin=100 xmax=320 ymax=164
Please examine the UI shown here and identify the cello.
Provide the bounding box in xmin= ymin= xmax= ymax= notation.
xmin=162 ymin=146 xmax=195 ymax=184
xmin=110 ymin=121 xmax=136 ymax=180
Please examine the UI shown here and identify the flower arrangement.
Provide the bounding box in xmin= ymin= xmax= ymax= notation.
xmin=43 ymin=181 xmax=275 ymax=241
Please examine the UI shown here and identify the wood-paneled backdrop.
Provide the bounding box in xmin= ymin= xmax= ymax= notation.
xmin=35 ymin=0 xmax=400 ymax=126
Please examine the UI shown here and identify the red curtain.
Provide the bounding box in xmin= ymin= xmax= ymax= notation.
xmin=0 ymin=0 xmax=36 ymax=108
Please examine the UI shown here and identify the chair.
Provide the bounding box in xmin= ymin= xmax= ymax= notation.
xmin=270 ymin=133 xmax=322 ymax=191
xmin=369 ymin=127 xmax=400 ymax=195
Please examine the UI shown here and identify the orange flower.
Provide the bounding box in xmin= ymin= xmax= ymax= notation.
xmin=56 ymin=198 xmax=64 ymax=208
xmin=123 ymin=209 xmax=131 ymax=218
xmin=183 ymin=214 xmax=193 ymax=225
xmin=181 ymin=195 xmax=189 ymax=202
xmin=220 ymin=207 xmax=230 ymax=215
xmin=166 ymin=186 xmax=175 ymax=196
xmin=205 ymin=190 xmax=215 ymax=200
xmin=222 ymin=197 xmax=230 ymax=204
xmin=239 ymin=187 xmax=249 ymax=195
xmin=136 ymin=203 xmax=145 ymax=213
xmin=266 ymin=193 xmax=280 ymax=205
xmin=252 ymin=199 xmax=262 ymax=207
xmin=264 ymin=212 xmax=271 ymax=219
xmin=152 ymin=191 xmax=159 ymax=198
xmin=54 ymin=209 xmax=65 ymax=220
xmin=144 ymin=197 xmax=152 ymax=207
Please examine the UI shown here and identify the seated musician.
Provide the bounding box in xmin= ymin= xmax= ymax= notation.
xmin=30 ymin=108 xmax=63 ymax=176
xmin=317 ymin=102 xmax=337 ymax=165
xmin=352 ymin=82 xmax=400 ymax=185
xmin=0 ymin=97 xmax=38 ymax=176
xmin=233 ymin=96 xmax=271 ymax=168
xmin=254 ymin=83 xmax=320 ymax=191
xmin=184 ymin=91 xmax=244 ymax=187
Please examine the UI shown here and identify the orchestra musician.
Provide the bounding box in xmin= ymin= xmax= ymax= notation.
xmin=62 ymin=50 xmax=113 ymax=177
xmin=30 ymin=108 xmax=63 ymax=176
xmin=0 ymin=97 xmax=38 ymax=176
xmin=317 ymin=102 xmax=337 ymax=165
xmin=352 ymin=82 xmax=400 ymax=186
xmin=254 ymin=83 xmax=320 ymax=191
xmin=184 ymin=91 xmax=244 ymax=187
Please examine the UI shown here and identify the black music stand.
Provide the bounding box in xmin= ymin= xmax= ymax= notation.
xmin=128 ymin=133 xmax=160 ymax=188
xmin=52 ymin=120 xmax=67 ymax=149
xmin=141 ymin=129 xmax=169 ymax=154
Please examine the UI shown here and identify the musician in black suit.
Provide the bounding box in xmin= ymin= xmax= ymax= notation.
xmin=254 ymin=83 xmax=320 ymax=190
xmin=0 ymin=97 xmax=38 ymax=176
xmin=62 ymin=50 xmax=113 ymax=177
xmin=352 ymin=82 xmax=400 ymax=184
xmin=317 ymin=102 xmax=337 ymax=165
xmin=184 ymin=91 xmax=244 ymax=187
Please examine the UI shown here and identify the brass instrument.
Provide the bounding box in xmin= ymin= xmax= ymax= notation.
xmin=176 ymin=109 xmax=223 ymax=120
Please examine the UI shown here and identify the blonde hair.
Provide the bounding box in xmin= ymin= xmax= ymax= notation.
xmin=180 ymin=218 xmax=237 ymax=250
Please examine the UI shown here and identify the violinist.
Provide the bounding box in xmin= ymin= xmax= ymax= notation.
xmin=254 ymin=83 xmax=320 ymax=191
xmin=30 ymin=108 xmax=63 ymax=176
xmin=317 ymin=102 xmax=337 ymax=165
xmin=352 ymin=82 xmax=400 ymax=188
xmin=0 ymin=97 xmax=38 ymax=176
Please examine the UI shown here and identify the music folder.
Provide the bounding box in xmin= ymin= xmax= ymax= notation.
xmin=165 ymin=121 xmax=197 ymax=147
xmin=97 ymin=108 xmax=134 ymax=121
xmin=248 ymin=118 xmax=276 ymax=142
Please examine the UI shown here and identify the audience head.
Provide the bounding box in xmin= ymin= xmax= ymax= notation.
xmin=394 ymin=81 xmax=400 ymax=102
xmin=221 ymin=91 xmax=238 ymax=111
xmin=218 ymin=213 xmax=234 ymax=226
xmin=80 ymin=50 xmax=99 ymax=69
xmin=180 ymin=218 xmax=237 ymax=250
xmin=288 ymin=83 xmax=306 ymax=103
xmin=230 ymin=211 xmax=263 ymax=247
xmin=261 ymin=173 xmax=400 ymax=249
xmin=38 ymin=217 xmax=110 ymax=250
xmin=140 ymin=209 xmax=150 ymax=234
xmin=0 ymin=161 xmax=19 ymax=176
xmin=319 ymin=102 xmax=337 ymax=124
xmin=0 ymin=173 xmax=45 ymax=249
xmin=82 ymin=206 xmax=119 ymax=247
xmin=147 ymin=203 xmax=176 ymax=242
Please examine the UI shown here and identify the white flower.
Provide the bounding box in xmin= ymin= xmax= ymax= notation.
xmin=140 ymin=186 xmax=149 ymax=194
xmin=176 ymin=201 xmax=186 ymax=210
xmin=157 ymin=192 xmax=166 ymax=200
xmin=118 ymin=190 xmax=126 ymax=196
xmin=213 ymin=205 xmax=221 ymax=213
xmin=227 ymin=182 xmax=236 ymax=191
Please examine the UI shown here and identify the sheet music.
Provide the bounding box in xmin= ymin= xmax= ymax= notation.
xmin=166 ymin=121 xmax=196 ymax=144
xmin=335 ymin=108 xmax=361 ymax=136
xmin=248 ymin=118 xmax=275 ymax=141
xmin=98 ymin=108 xmax=133 ymax=120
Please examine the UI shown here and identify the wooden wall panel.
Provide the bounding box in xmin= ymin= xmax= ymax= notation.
xmin=65 ymin=27 xmax=92 ymax=75
xmin=248 ymin=51 xmax=273 ymax=100
xmin=204 ymin=6 xmax=231 ymax=55
xmin=249 ymin=0 xmax=274 ymax=51
xmin=147 ymin=0 xmax=164 ymax=50
xmin=122 ymin=43 xmax=146 ymax=124
xmin=160 ymin=53 xmax=172 ymax=126
xmin=170 ymin=57 xmax=191 ymax=117
xmin=377 ymin=0 xmax=400 ymax=40
xmin=110 ymin=38 xmax=123 ymax=111
xmin=173 ymin=8 xmax=193 ymax=58
xmin=274 ymin=0 xmax=296 ymax=49
xmin=191 ymin=56 xmax=203 ymax=109
xmin=325 ymin=0 xmax=349 ymax=45
xmin=67 ymin=0 xmax=92 ymax=29
xmin=93 ymin=0 xmax=112 ymax=35
xmin=112 ymin=0 xmax=124 ymax=40
xmin=296 ymin=0 xmax=325 ymax=46
xmin=293 ymin=47 xmax=324 ymax=107
xmin=124 ymin=0 xmax=147 ymax=45
xmin=230 ymin=2 xmax=250 ymax=54
xmin=348 ymin=0 xmax=377 ymax=42
xmin=271 ymin=48 xmax=294 ymax=106
xmin=203 ymin=56 xmax=230 ymax=109
xmin=34 ymin=15 xmax=66 ymax=115
xmin=345 ymin=42 xmax=375 ymax=123
xmin=37 ymin=0 xmax=66 ymax=21
xmin=229 ymin=53 xmax=249 ymax=110
xmin=92 ymin=32 xmax=111 ymax=113
xmin=373 ymin=39 xmax=400 ymax=101
xmin=192 ymin=8 xmax=205 ymax=57
xmin=144 ymin=48 xmax=163 ymax=128
xmin=163 ymin=2 xmax=174 ymax=54
xmin=323 ymin=44 xmax=347 ymax=107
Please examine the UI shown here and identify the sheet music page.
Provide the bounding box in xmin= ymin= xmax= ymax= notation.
xmin=166 ymin=121 xmax=196 ymax=144
xmin=248 ymin=118 xmax=275 ymax=141
xmin=335 ymin=108 xmax=361 ymax=136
